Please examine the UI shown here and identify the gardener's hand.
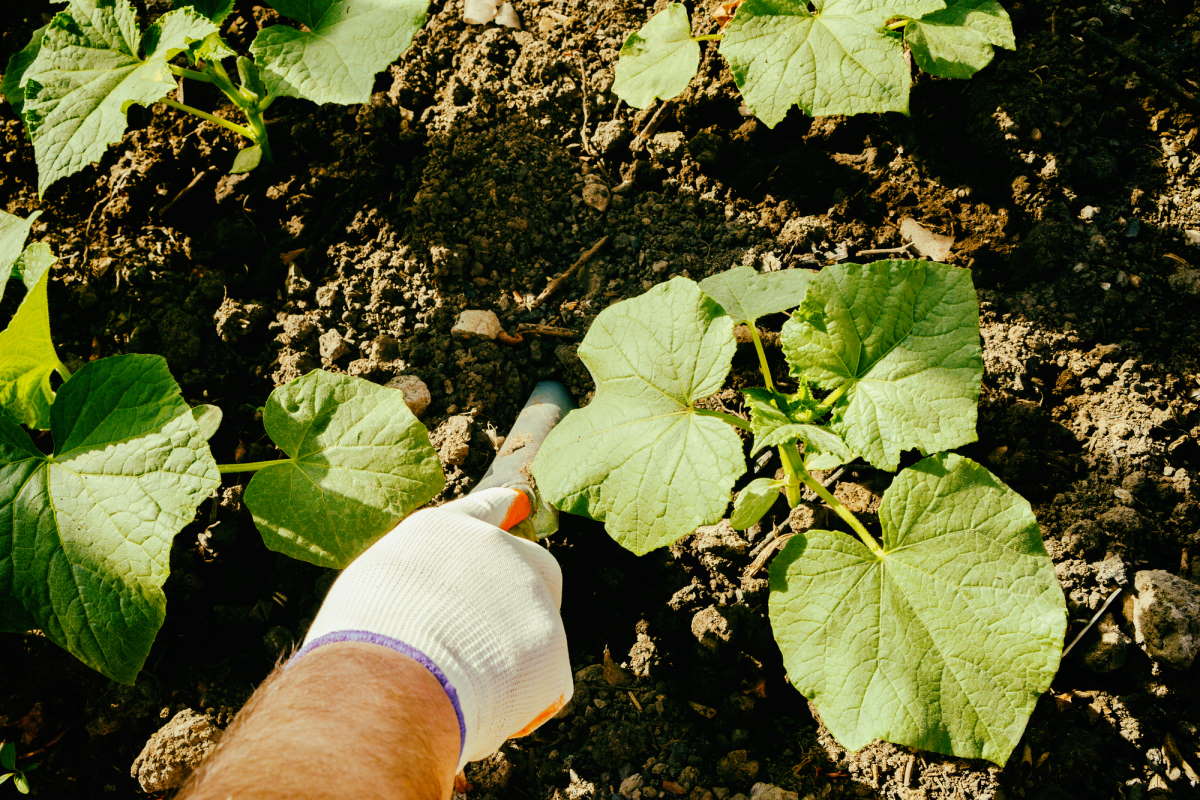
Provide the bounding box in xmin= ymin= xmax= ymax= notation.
xmin=296 ymin=488 xmax=573 ymax=769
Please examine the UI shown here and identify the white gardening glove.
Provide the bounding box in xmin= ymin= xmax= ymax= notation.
xmin=295 ymin=488 xmax=573 ymax=770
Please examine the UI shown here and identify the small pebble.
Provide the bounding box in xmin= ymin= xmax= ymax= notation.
xmin=452 ymin=309 xmax=502 ymax=340
xmin=1133 ymin=570 xmax=1200 ymax=668
xmin=463 ymin=0 xmax=498 ymax=24
xmin=130 ymin=710 xmax=222 ymax=793
xmin=386 ymin=375 xmax=432 ymax=417
xmin=319 ymin=329 xmax=350 ymax=361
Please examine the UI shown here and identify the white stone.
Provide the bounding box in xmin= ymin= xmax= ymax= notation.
xmin=452 ymin=309 xmax=503 ymax=340
xmin=463 ymin=0 xmax=499 ymax=24
xmin=1133 ymin=569 xmax=1200 ymax=668
xmin=495 ymin=2 xmax=522 ymax=28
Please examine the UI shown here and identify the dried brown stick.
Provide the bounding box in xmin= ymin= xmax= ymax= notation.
xmin=531 ymin=236 xmax=609 ymax=309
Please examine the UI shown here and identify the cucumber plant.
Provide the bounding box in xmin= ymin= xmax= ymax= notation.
xmin=4 ymin=0 xmax=431 ymax=194
xmin=532 ymin=260 xmax=1067 ymax=765
xmin=0 ymin=212 xmax=445 ymax=682
xmin=613 ymin=0 xmax=1015 ymax=125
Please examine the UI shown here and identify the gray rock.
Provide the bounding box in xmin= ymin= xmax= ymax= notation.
xmin=130 ymin=709 xmax=222 ymax=793
xmin=319 ymin=329 xmax=350 ymax=361
xmin=387 ymin=375 xmax=432 ymax=418
xmin=750 ymin=784 xmax=799 ymax=800
xmin=1081 ymin=614 xmax=1132 ymax=672
xmin=452 ymin=309 xmax=503 ymax=340
xmin=1133 ymin=570 xmax=1200 ymax=668
xmin=592 ymin=120 xmax=630 ymax=155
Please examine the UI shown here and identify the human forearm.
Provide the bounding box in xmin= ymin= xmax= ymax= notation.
xmin=178 ymin=642 xmax=459 ymax=800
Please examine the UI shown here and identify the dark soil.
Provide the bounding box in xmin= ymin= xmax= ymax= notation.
xmin=2 ymin=0 xmax=1200 ymax=797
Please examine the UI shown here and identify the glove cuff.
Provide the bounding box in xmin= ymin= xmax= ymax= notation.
xmin=291 ymin=630 xmax=467 ymax=764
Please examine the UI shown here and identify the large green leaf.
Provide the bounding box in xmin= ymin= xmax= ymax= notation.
xmin=244 ymin=370 xmax=445 ymax=568
xmin=173 ymin=0 xmax=234 ymax=24
xmin=720 ymin=0 xmax=945 ymax=126
xmin=0 ymin=265 xmax=61 ymax=430
xmin=612 ymin=3 xmax=700 ymax=109
xmin=699 ymin=266 xmax=814 ymax=325
xmin=769 ymin=453 xmax=1065 ymax=764
xmin=2 ymin=25 xmax=47 ymax=116
xmin=250 ymin=0 xmax=429 ymax=105
xmin=0 ymin=355 xmax=220 ymax=683
xmin=780 ymin=260 xmax=980 ymax=471
xmin=905 ymin=0 xmax=1014 ymax=79
xmin=0 ymin=211 xmax=41 ymax=303
xmin=21 ymin=1 xmax=216 ymax=194
xmin=532 ymin=277 xmax=746 ymax=555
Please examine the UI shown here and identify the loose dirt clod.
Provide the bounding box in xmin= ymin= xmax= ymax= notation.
xmin=1133 ymin=570 xmax=1200 ymax=669
xmin=387 ymin=375 xmax=433 ymax=417
xmin=130 ymin=710 xmax=221 ymax=793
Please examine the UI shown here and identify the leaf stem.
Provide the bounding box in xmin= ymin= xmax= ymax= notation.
xmin=794 ymin=458 xmax=884 ymax=558
xmin=748 ymin=324 xmax=802 ymax=505
xmin=692 ymin=33 xmax=723 ymax=41
xmin=53 ymin=359 xmax=72 ymax=382
xmin=160 ymin=98 xmax=256 ymax=139
xmin=218 ymin=458 xmax=290 ymax=474
xmin=694 ymin=407 xmax=752 ymax=431
xmin=817 ymin=383 xmax=848 ymax=412
xmin=170 ymin=64 xmax=213 ymax=83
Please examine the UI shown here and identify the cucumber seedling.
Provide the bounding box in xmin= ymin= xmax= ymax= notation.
xmin=613 ymin=0 xmax=1015 ymax=124
xmin=0 ymin=212 xmax=445 ymax=683
xmin=532 ymin=260 xmax=1067 ymax=765
xmin=4 ymin=0 xmax=431 ymax=193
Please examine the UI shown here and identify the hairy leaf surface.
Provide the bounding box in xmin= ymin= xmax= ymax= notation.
xmin=906 ymin=0 xmax=1014 ymax=79
xmin=250 ymin=0 xmax=429 ymax=104
xmin=699 ymin=265 xmax=813 ymax=324
xmin=781 ymin=260 xmax=980 ymax=470
xmin=532 ymin=277 xmax=746 ymax=554
xmin=245 ymin=370 xmax=445 ymax=568
xmin=22 ymin=1 xmax=216 ymax=193
xmin=769 ymin=453 xmax=1066 ymax=764
xmin=720 ymin=0 xmax=944 ymax=125
xmin=0 ymin=355 xmax=220 ymax=682
xmin=612 ymin=4 xmax=700 ymax=109
xmin=0 ymin=263 xmax=61 ymax=429
xmin=743 ymin=387 xmax=850 ymax=460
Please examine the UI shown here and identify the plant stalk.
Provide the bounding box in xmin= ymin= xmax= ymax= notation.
xmin=747 ymin=325 xmax=803 ymax=504
xmin=218 ymin=458 xmax=291 ymax=475
xmin=160 ymin=98 xmax=256 ymax=140
xmin=694 ymin=407 xmax=752 ymax=431
xmin=817 ymin=382 xmax=848 ymax=411
xmin=692 ymin=33 xmax=723 ymax=41
xmin=794 ymin=458 xmax=885 ymax=558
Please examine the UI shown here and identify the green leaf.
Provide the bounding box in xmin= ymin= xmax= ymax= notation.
xmin=191 ymin=31 xmax=236 ymax=62
xmin=250 ymin=0 xmax=429 ymax=105
xmin=612 ymin=3 xmax=700 ymax=109
xmin=173 ymin=0 xmax=234 ymax=23
xmin=244 ymin=370 xmax=445 ymax=568
xmin=906 ymin=0 xmax=1014 ymax=79
xmin=698 ymin=266 xmax=814 ymax=325
xmin=192 ymin=404 xmax=222 ymax=440
xmin=13 ymin=772 xmax=28 ymax=794
xmin=0 ymin=773 xmax=10 ymax=787
xmin=2 ymin=25 xmax=47 ymax=116
xmin=22 ymin=1 xmax=217 ymax=194
xmin=532 ymin=277 xmax=746 ymax=555
xmin=730 ymin=477 xmax=780 ymax=530
xmin=780 ymin=260 xmax=981 ymax=471
xmin=0 ymin=355 xmax=220 ymax=683
xmin=14 ymin=242 xmax=57 ymax=293
xmin=720 ymin=0 xmax=945 ymax=126
xmin=0 ymin=268 xmax=61 ymax=429
xmin=230 ymin=143 xmax=263 ymax=174
xmin=0 ymin=211 xmax=41 ymax=303
xmin=769 ymin=453 xmax=1066 ymax=764
xmin=0 ymin=742 xmax=14 ymax=771
xmin=743 ymin=387 xmax=850 ymax=462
